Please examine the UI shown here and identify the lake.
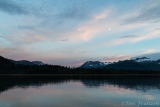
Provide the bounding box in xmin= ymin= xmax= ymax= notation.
xmin=0 ymin=75 xmax=160 ymax=107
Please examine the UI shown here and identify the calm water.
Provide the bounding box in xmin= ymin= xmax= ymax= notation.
xmin=0 ymin=76 xmax=160 ymax=107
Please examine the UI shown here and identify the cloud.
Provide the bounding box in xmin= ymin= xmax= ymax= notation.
xmin=101 ymin=55 xmax=131 ymax=62
xmin=0 ymin=0 xmax=54 ymax=18
xmin=141 ymin=49 xmax=156 ymax=54
xmin=94 ymin=10 xmax=110 ymax=20
xmin=60 ymin=39 xmax=68 ymax=41
xmin=99 ymin=29 xmax=160 ymax=48
xmin=0 ymin=36 xmax=8 ymax=40
xmin=24 ymin=33 xmax=48 ymax=43
xmin=132 ymin=52 xmax=160 ymax=60
xmin=62 ymin=6 xmax=155 ymax=43
xmin=0 ymin=35 xmax=12 ymax=44
xmin=52 ymin=7 xmax=158 ymax=52
xmin=131 ymin=30 xmax=160 ymax=42
xmin=123 ymin=0 xmax=160 ymax=24
xmin=4 ymin=32 xmax=49 ymax=46
xmin=120 ymin=35 xmax=138 ymax=38
xmin=60 ymin=8 xmax=115 ymax=41
xmin=78 ymin=51 xmax=87 ymax=53
xmin=0 ymin=0 xmax=29 ymax=15
xmin=155 ymin=28 xmax=160 ymax=30
xmin=0 ymin=47 xmax=36 ymax=60
xmin=56 ymin=1 xmax=91 ymax=21
xmin=38 ymin=1 xmax=92 ymax=28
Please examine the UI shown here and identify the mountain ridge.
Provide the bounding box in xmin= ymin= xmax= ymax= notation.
xmin=9 ymin=59 xmax=44 ymax=66
xmin=1 ymin=55 xmax=160 ymax=74
xmin=80 ymin=58 xmax=160 ymax=70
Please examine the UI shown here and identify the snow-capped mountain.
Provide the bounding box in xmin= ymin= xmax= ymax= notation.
xmin=80 ymin=57 xmax=160 ymax=70
xmin=133 ymin=57 xmax=151 ymax=62
xmin=80 ymin=61 xmax=112 ymax=68
xmin=10 ymin=60 xmax=44 ymax=66
xmin=32 ymin=61 xmax=44 ymax=66
xmin=132 ymin=57 xmax=160 ymax=64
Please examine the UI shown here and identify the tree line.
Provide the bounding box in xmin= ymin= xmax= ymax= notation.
xmin=1 ymin=64 xmax=160 ymax=74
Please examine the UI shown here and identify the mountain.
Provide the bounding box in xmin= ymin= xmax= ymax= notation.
xmin=80 ymin=61 xmax=111 ymax=68
xmin=0 ymin=55 xmax=45 ymax=73
xmin=1 ymin=55 xmax=160 ymax=74
xmin=80 ymin=57 xmax=160 ymax=70
xmin=10 ymin=60 xmax=44 ymax=66
xmin=0 ymin=56 xmax=14 ymax=66
xmin=0 ymin=56 xmax=15 ymax=72
xmin=32 ymin=61 xmax=44 ymax=66
xmin=104 ymin=60 xmax=160 ymax=70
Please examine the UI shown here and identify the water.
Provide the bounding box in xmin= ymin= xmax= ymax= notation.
xmin=0 ymin=76 xmax=160 ymax=107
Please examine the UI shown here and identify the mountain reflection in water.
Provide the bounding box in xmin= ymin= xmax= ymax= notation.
xmin=0 ymin=75 xmax=160 ymax=93
xmin=1 ymin=75 xmax=160 ymax=107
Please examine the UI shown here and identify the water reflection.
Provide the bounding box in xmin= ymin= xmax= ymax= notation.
xmin=0 ymin=76 xmax=160 ymax=107
xmin=81 ymin=76 xmax=160 ymax=92
xmin=0 ymin=76 xmax=160 ymax=93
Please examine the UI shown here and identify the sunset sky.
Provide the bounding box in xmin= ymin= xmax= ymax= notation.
xmin=0 ymin=0 xmax=160 ymax=67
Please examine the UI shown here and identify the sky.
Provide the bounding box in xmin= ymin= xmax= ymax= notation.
xmin=0 ymin=0 xmax=160 ymax=67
